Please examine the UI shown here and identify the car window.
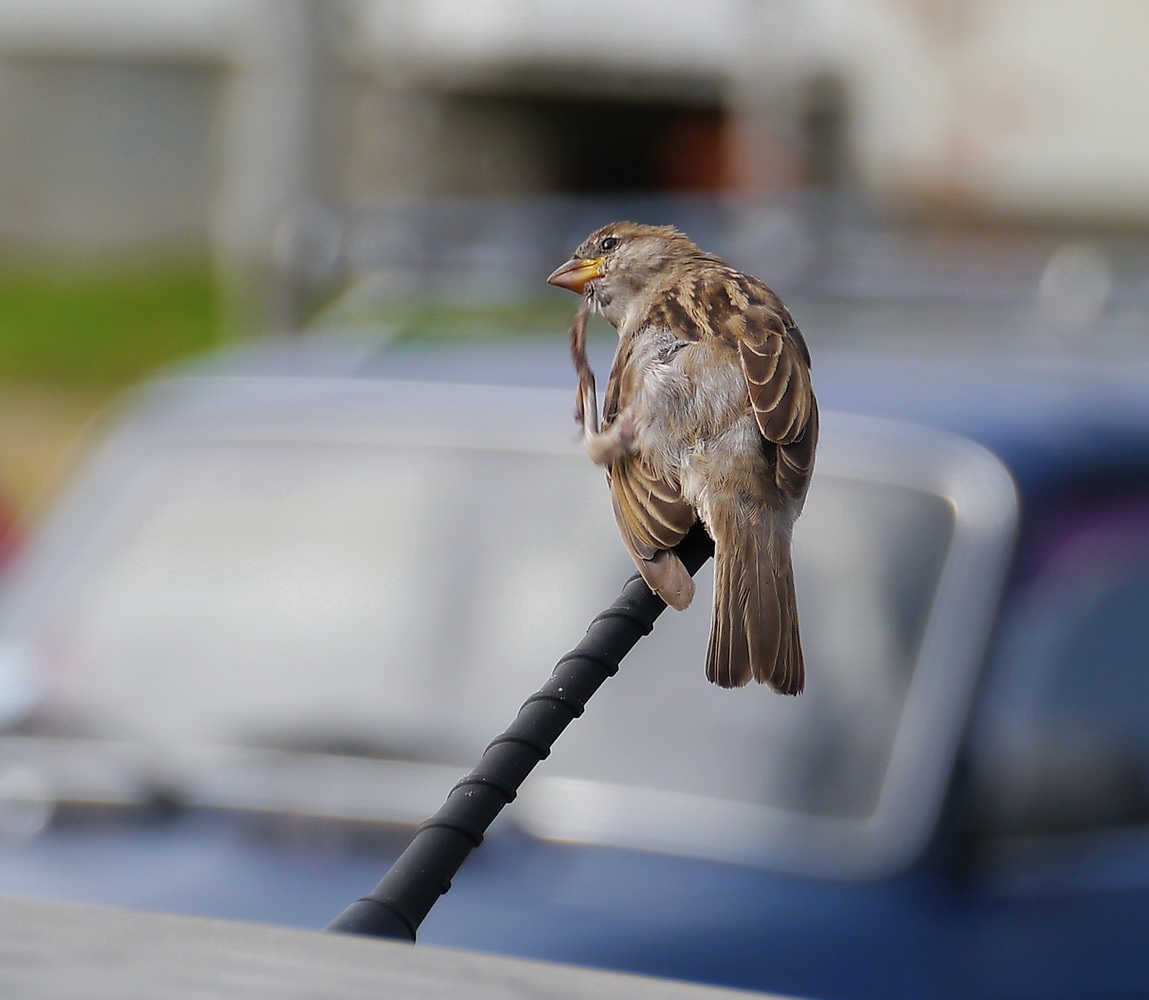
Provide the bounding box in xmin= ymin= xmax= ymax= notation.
xmin=545 ymin=476 xmax=953 ymax=821
xmin=971 ymin=502 xmax=1149 ymax=843
xmin=10 ymin=440 xmax=618 ymax=763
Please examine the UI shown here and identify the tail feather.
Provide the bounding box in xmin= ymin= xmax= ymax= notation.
xmin=637 ymin=548 xmax=695 ymax=612
xmin=705 ymin=508 xmax=804 ymax=694
xmin=707 ymin=548 xmax=752 ymax=687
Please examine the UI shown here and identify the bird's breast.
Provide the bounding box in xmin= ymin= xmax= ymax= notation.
xmin=618 ymin=328 xmax=762 ymax=504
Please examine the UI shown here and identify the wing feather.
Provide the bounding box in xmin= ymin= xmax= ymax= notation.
xmin=601 ymin=312 xmax=696 ymax=555
xmin=710 ymin=274 xmax=819 ymax=502
xmin=609 ymin=460 xmax=695 ymax=554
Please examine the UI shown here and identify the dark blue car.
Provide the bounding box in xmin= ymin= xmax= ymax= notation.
xmin=0 ymin=338 xmax=1147 ymax=1000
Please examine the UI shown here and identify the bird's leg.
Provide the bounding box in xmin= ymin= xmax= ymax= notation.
xmin=570 ymin=302 xmax=600 ymax=436
xmin=569 ymin=299 xmax=630 ymax=463
xmin=576 ymin=370 xmax=600 ymax=437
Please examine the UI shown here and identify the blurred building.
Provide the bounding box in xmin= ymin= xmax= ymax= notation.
xmin=0 ymin=1 xmax=232 ymax=255
xmin=2 ymin=0 xmax=1149 ymax=263
xmin=841 ymin=0 xmax=1149 ymax=226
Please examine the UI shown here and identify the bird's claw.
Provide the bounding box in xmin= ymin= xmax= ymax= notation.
xmin=585 ymin=412 xmax=635 ymax=466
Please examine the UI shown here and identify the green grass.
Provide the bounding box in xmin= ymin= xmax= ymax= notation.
xmin=0 ymin=259 xmax=219 ymax=383
xmin=0 ymin=258 xmax=593 ymax=383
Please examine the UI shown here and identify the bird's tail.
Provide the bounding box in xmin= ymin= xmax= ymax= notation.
xmin=705 ymin=505 xmax=804 ymax=694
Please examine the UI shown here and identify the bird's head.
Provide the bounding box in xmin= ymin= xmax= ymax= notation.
xmin=547 ymin=222 xmax=702 ymax=323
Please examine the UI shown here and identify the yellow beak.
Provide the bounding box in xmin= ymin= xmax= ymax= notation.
xmin=546 ymin=256 xmax=604 ymax=294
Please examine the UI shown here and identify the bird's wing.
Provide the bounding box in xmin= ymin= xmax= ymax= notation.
xmin=603 ymin=329 xmax=696 ymax=557
xmin=608 ymin=459 xmax=696 ymax=555
xmin=713 ymin=272 xmax=818 ymax=503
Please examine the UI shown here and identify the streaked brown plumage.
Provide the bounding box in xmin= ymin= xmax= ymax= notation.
xmin=547 ymin=222 xmax=817 ymax=693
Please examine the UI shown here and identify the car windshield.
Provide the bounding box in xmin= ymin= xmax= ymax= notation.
xmin=0 ymin=378 xmax=1015 ymax=875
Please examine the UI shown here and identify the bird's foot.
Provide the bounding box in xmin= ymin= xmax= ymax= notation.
xmin=585 ymin=412 xmax=635 ymax=466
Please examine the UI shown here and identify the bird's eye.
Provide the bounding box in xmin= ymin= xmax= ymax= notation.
xmin=600 ymin=237 xmax=620 ymax=252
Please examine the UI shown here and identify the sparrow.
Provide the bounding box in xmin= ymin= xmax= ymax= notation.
xmin=547 ymin=222 xmax=817 ymax=693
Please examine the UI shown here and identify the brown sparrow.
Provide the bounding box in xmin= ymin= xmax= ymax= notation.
xmin=547 ymin=223 xmax=817 ymax=693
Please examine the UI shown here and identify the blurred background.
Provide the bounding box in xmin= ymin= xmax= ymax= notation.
xmin=4 ymin=4 xmax=1149 ymax=997
xmin=4 ymin=0 xmax=1149 ymax=527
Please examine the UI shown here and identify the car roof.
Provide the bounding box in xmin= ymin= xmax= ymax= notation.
xmin=1 ymin=895 xmax=781 ymax=1000
xmin=180 ymin=332 xmax=1149 ymax=505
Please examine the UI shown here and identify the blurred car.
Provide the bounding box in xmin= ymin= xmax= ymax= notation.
xmin=0 ymin=332 xmax=1148 ymax=1000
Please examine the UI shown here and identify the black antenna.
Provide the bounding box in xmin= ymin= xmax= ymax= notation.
xmin=325 ymin=524 xmax=714 ymax=940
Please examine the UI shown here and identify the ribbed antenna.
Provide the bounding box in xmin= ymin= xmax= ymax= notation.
xmin=325 ymin=524 xmax=714 ymax=940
